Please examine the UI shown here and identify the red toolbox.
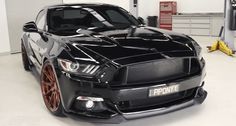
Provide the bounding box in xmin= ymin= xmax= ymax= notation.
xmin=160 ymin=1 xmax=177 ymax=30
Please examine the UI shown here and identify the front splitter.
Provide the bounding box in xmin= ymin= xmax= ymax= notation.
xmin=63 ymin=87 xmax=207 ymax=124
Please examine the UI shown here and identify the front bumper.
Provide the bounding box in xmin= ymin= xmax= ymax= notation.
xmin=62 ymin=87 xmax=207 ymax=123
xmin=54 ymin=57 xmax=207 ymax=123
xmin=55 ymin=68 xmax=207 ymax=123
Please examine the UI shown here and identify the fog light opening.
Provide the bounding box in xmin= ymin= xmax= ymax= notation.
xmin=85 ymin=100 xmax=95 ymax=109
xmin=76 ymin=96 xmax=104 ymax=110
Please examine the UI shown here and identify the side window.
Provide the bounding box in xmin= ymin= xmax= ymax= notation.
xmin=35 ymin=10 xmax=46 ymax=30
xmin=105 ymin=10 xmax=130 ymax=24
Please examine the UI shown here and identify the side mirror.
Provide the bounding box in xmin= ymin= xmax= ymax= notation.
xmin=23 ymin=21 xmax=38 ymax=32
xmin=138 ymin=17 xmax=145 ymax=25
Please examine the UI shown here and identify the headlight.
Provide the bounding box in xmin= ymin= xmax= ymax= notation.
xmin=185 ymin=35 xmax=203 ymax=60
xmin=192 ymin=41 xmax=203 ymax=60
xmin=58 ymin=59 xmax=100 ymax=75
xmin=198 ymin=50 xmax=203 ymax=60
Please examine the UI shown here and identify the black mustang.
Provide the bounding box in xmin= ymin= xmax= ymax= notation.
xmin=21 ymin=3 xmax=207 ymax=123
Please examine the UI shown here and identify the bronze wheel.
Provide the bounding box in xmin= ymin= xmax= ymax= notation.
xmin=41 ymin=61 xmax=64 ymax=116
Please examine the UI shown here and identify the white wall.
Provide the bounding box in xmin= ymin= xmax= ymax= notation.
xmin=159 ymin=0 xmax=224 ymax=14
xmin=0 ymin=0 xmax=10 ymax=54
xmin=63 ymin=0 xmax=129 ymax=10
xmin=62 ymin=0 xmax=158 ymax=21
xmin=140 ymin=0 xmax=225 ymax=23
xmin=139 ymin=0 xmax=159 ymax=20
xmin=63 ymin=0 xmax=225 ymax=22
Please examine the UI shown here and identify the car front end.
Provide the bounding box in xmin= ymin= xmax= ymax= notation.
xmin=54 ymin=48 xmax=207 ymax=123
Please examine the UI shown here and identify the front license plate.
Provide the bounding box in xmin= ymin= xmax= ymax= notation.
xmin=149 ymin=84 xmax=180 ymax=97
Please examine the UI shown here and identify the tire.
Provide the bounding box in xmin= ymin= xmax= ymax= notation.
xmin=21 ymin=43 xmax=31 ymax=71
xmin=40 ymin=61 xmax=65 ymax=117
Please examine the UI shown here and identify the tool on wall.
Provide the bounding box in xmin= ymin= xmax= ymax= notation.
xmin=207 ymin=0 xmax=236 ymax=56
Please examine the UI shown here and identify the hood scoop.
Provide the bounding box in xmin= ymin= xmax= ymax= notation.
xmin=75 ymin=29 xmax=120 ymax=46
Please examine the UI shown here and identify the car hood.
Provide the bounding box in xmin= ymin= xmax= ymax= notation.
xmin=62 ymin=26 xmax=196 ymax=64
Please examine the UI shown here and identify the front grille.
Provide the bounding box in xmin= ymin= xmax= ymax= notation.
xmin=117 ymin=88 xmax=197 ymax=113
xmin=127 ymin=58 xmax=186 ymax=84
xmin=111 ymin=58 xmax=201 ymax=88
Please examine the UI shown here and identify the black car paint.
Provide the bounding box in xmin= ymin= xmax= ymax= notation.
xmin=22 ymin=3 xmax=207 ymax=123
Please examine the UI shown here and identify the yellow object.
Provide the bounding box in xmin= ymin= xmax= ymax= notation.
xmin=207 ymin=40 xmax=235 ymax=56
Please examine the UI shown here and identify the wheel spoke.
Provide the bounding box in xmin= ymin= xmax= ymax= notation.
xmin=49 ymin=92 xmax=55 ymax=107
xmin=53 ymin=92 xmax=58 ymax=109
xmin=43 ymin=88 xmax=52 ymax=96
xmin=42 ymin=81 xmax=51 ymax=86
xmin=43 ymin=70 xmax=54 ymax=83
xmin=42 ymin=86 xmax=56 ymax=96
xmin=48 ymin=68 xmax=56 ymax=80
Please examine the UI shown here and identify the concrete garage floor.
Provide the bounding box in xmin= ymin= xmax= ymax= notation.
xmin=0 ymin=36 xmax=236 ymax=126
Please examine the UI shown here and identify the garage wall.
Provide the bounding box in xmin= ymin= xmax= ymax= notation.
xmin=0 ymin=0 xmax=11 ymax=54
xmin=63 ymin=0 xmax=225 ymax=22
xmin=6 ymin=0 xmax=63 ymax=53
xmin=63 ymin=0 xmax=130 ymax=10
xmin=159 ymin=0 xmax=224 ymax=14
xmin=62 ymin=0 xmax=158 ymax=21
xmin=139 ymin=0 xmax=158 ymax=20
xmin=140 ymin=0 xmax=225 ymax=23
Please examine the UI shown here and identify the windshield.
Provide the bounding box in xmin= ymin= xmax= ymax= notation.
xmin=47 ymin=6 xmax=140 ymax=35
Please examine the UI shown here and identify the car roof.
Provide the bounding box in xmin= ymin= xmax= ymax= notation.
xmin=44 ymin=3 xmax=118 ymax=10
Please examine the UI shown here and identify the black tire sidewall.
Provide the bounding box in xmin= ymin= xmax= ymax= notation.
xmin=21 ymin=44 xmax=31 ymax=71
